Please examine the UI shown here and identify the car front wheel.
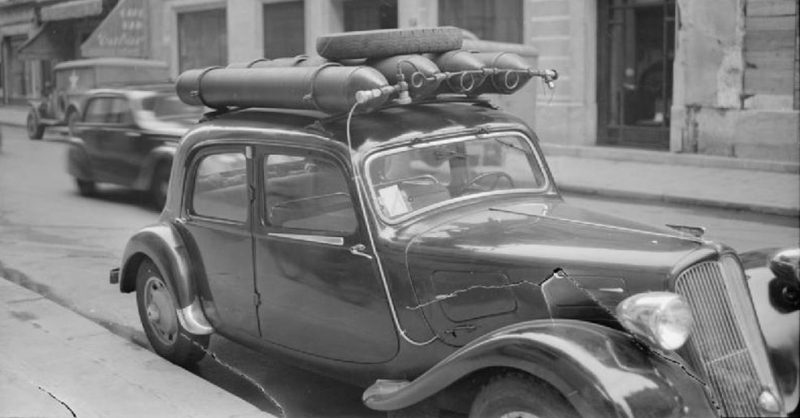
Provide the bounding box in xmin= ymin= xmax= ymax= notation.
xmin=27 ymin=110 xmax=44 ymax=140
xmin=150 ymin=163 xmax=170 ymax=210
xmin=469 ymin=373 xmax=578 ymax=418
xmin=136 ymin=259 xmax=208 ymax=367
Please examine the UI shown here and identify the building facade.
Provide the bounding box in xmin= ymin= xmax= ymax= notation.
xmin=3 ymin=0 xmax=798 ymax=163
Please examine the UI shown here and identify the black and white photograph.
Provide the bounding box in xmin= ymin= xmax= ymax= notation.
xmin=0 ymin=0 xmax=798 ymax=417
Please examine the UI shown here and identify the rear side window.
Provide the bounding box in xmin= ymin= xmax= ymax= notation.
xmin=83 ymin=97 xmax=111 ymax=123
xmin=192 ymin=152 xmax=248 ymax=222
xmin=264 ymin=153 xmax=357 ymax=235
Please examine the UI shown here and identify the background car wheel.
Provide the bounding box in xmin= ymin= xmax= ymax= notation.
xmin=66 ymin=109 xmax=80 ymax=136
xmin=316 ymin=27 xmax=463 ymax=60
xmin=469 ymin=372 xmax=578 ymax=418
xmin=26 ymin=111 xmax=44 ymax=140
xmin=75 ymin=178 xmax=95 ymax=196
xmin=135 ymin=259 xmax=209 ymax=367
xmin=150 ymin=163 xmax=170 ymax=210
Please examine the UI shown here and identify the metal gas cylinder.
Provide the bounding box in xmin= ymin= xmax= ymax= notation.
xmin=367 ymin=54 xmax=442 ymax=100
xmin=427 ymin=50 xmax=487 ymax=94
xmin=469 ymin=52 xmax=533 ymax=95
xmin=175 ymin=64 xmax=390 ymax=113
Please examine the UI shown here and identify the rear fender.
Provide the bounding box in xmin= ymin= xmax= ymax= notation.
xmin=364 ymin=319 xmax=715 ymax=418
xmin=119 ymin=223 xmax=212 ymax=335
xmin=65 ymin=136 xmax=93 ymax=180
xmin=133 ymin=144 xmax=176 ymax=191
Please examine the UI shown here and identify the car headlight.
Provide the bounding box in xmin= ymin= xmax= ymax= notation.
xmin=616 ymin=292 xmax=693 ymax=351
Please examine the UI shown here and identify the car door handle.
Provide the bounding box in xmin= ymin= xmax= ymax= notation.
xmin=349 ymin=244 xmax=373 ymax=260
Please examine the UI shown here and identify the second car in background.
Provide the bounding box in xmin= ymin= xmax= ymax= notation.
xmin=66 ymin=85 xmax=204 ymax=209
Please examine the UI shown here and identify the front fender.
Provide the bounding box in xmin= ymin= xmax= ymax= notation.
xmin=741 ymin=247 xmax=800 ymax=414
xmin=119 ymin=222 xmax=212 ymax=335
xmin=364 ymin=319 xmax=715 ymax=418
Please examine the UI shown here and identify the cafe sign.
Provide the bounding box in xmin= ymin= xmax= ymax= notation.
xmin=81 ymin=0 xmax=148 ymax=58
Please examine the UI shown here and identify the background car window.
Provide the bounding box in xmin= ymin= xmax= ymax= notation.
xmin=192 ymin=152 xmax=248 ymax=222
xmin=141 ymin=94 xmax=204 ymax=120
xmin=108 ymin=97 xmax=133 ymax=124
xmin=83 ymin=97 xmax=112 ymax=123
xmin=264 ymin=154 xmax=357 ymax=235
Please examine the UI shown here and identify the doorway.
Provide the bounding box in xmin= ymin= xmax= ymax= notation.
xmin=597 ymin=0 xmax=675 ymax=150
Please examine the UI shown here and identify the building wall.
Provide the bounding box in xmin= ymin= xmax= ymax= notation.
xmin=526 ymin=0 xmax=596 ymax=146
xmin=670 ymin=0 xmax=799 ymax=162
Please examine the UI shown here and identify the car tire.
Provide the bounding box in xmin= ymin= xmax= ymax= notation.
xmin=26 ymin=110 xmax=44 ymax=140
xmin=150 ymin=162 xmax=170 ymax=211
xmin=66 ymin=109 xmax=80 ymax=136
xmin=136 ymin=259 xmax=209 ymax=367
xmin=75 ymin=178 xmax=95 ymax=196
xmin=469 ymin=372 xmax=578 ymax=418
xmin=316 ymin=27 xmax=463 ymax=60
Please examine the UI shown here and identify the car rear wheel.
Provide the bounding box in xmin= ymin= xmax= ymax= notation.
xmin=136 ymin=259 xmax=208 ymax=367
xmin=75 ymin=178 xmax=95 ymax=196
xmin=469 ymin=373 xmax=578 ymax=418
xmin=26 ymin=110 xmax=44 ymax=140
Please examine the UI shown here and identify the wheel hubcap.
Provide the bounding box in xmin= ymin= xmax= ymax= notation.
xmin=144 ymin=276 xmax=178 ymax=346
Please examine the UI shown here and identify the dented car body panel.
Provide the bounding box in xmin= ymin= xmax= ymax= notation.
xmin=117 ymin=101 xmax=799 ymax=416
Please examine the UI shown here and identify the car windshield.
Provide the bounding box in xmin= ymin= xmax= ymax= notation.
xmin=141 ymin=94 xmax=204 ymax=120
xmin=365 ymin=132 xmax=548 ymax=221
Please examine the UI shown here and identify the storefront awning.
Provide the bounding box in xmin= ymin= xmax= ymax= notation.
xmin=40 ymin=0 xmax=104 ymax=22
xmin=15 ymin=22 xmax=72 ymax=61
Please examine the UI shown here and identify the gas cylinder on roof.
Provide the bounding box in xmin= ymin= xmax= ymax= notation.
xmin=426 ymin=50 xmax=488 ymax=95
xmin=175 ymin=64 xmax=390 ymax=113
xmin=468 ymin=52 xmax=534 ymax=95
xmin=366 ymin=54 xmax=442 ymax=100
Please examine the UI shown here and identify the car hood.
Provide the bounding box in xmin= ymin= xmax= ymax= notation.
xmin=397 ymin=199 xmax=712 ymax=346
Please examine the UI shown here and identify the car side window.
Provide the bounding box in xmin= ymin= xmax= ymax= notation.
xmin=108 ymin=97 xmax=133 ymax=125
xmin=84 ymin=97 xmax=111 ymax=123
xmin=264 ymin=153 xmax=357 ymax=235
xmin=191 ymin=152 xmax=248 ymax=222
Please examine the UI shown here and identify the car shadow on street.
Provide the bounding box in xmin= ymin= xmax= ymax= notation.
xmin=74 ymin=185 xmax=161 ymax=212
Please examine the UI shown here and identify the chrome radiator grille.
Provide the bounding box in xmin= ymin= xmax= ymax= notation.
xmin=675 ymin=258 xmax=779 ymax=417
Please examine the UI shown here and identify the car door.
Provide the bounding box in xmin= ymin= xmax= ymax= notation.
xmin=97 ymin=95 xmax=142 ymax=186
xmin=253 ymin=146 xmax=398 ymax=363
xmin=179 ymin=145 xmax=260 ymax=338
xmin=78 ymin=96 xmax=114 ymax=180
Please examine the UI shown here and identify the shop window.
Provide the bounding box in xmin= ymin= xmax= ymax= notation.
xmin=439 ymin=0 xmax=523 ymax=43
xmin=263 ymin=1 xmax=305 ymax=58
xmin=178 ymin=8 xmax=227 ymax=72
xmin=344 ymin=0 xmax=397 ymax=31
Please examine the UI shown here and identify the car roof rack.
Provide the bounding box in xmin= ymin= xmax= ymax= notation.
xmin=176 ymin=28 xmax=558 ymax=116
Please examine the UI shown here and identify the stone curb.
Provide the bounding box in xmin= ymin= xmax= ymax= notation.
xmin=559 ymin=184 xmax=800 ymax=218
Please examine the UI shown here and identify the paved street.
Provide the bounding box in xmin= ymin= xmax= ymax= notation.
xmin=0 ymin=124 xmax=798 ymax=416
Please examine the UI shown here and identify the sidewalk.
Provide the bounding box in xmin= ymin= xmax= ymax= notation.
xmin=1 ymin=105 xmax=798 ymax=217
xmin=0 ymin=279 xmax=270 ymax=418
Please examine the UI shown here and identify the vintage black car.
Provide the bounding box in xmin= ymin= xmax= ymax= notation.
xmin=110 ymin=28 xmax=799 ymax=417
xmin=66 ymin=86 xmax=204 ymax=209
xmin=26 ymin=58 xmax=171 ymax=140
